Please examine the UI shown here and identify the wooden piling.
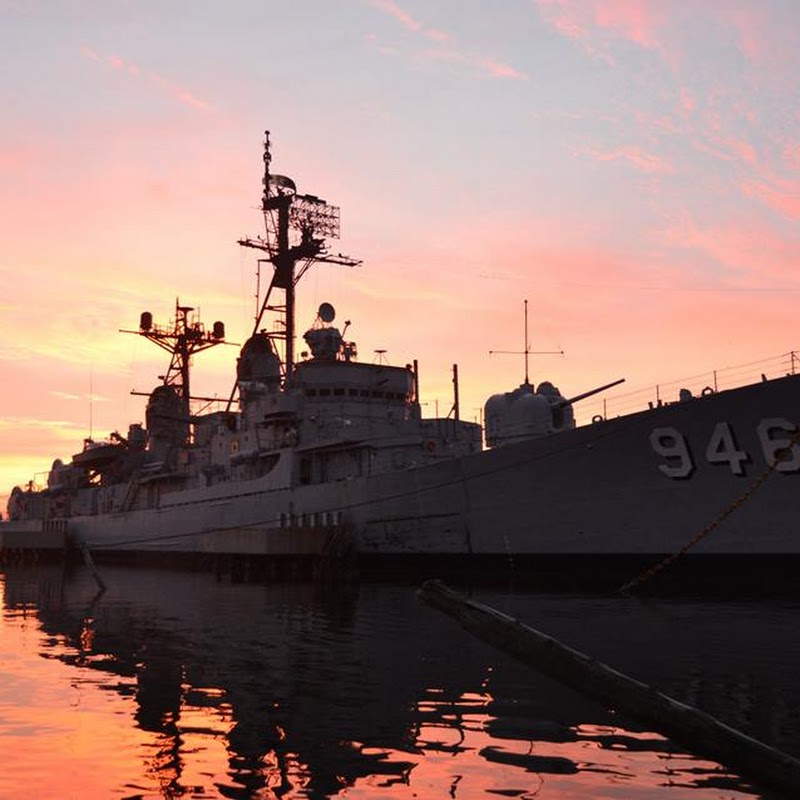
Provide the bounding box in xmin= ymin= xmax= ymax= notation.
xmin=80 ymin=542 xmax=107 ymax=592
xmin=418 ymin=579 xmax=800 ymax=799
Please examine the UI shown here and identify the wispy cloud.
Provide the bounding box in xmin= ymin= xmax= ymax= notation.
xmin=783 ymin=141 xmax=800 ymax=171
xmin=371 ymin=0 xmax=418 ymax=33
xmin=743 ymin=176 xmax=800 ymax=221
xmin=366 ymin=1 xmax=526 ymax=80
xmin=0 ymin=417 xmax=80 ymax=435
xmin=659 ymin=211 xmax=800 ymax=279
xmin=535 ymin=0 xmax=799 ymax=77
xmin=576 ymin=144 xmax=674 ymax=174
xmin=79 ymin=46 xmax=212 ymax=111
xmin=480 ymin=58 xmax=527 ymax=80
xmin=534 ymin=0 xmax=667 ymax=62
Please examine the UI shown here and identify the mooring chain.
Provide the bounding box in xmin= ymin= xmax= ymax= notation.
xmin=619 ymin=428 xmax=800 ymax=595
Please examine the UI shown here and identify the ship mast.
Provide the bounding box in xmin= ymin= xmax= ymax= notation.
xmin=489 ymin=299 xmax=564 ymax=387
xmin=123 ymin=300 xmax=226 ymax=403
xmin=238 ymin=131 xmax=360 ymax=383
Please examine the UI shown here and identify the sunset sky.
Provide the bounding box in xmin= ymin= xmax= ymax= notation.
xmin=1 ymin=0 xmax=798 ymax=503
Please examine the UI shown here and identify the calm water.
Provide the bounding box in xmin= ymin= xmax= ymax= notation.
xmin=1 ymin=564 xmax=798 ymax=799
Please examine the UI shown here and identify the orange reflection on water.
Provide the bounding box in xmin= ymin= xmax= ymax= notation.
xmin=1 ymin=605 xmax=156 ymax=797
xmin=0 ymin=600 xmax=254 ymax=798
xmin=341 ymin=688 xmax=757 ymax=799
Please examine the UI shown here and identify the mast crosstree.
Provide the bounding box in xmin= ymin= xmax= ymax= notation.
xmin=122 ymin=300 xmax=226 ymax=404
xmin=489 ymin=299 xmax=564 ymax=386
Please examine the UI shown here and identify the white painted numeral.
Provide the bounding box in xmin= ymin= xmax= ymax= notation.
xmin=650 ymin=427 xmax=694 ymax=478
xmin=757 ymin=417 xmax=800 ymax=472
xmin=705 ymin=421 xmax=749 ymax=475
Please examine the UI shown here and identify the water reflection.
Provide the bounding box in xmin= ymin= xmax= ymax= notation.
xmin=1 ymin=564 xmax=796 ymax=799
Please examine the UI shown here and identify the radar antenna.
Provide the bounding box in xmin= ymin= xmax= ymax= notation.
xmin=489 ymin=299 xmax=564 ymax=386
xmin=237 ymin=131 xmax=361 ymax=387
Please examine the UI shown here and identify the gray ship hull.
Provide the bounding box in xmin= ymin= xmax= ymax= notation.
xmin=358 ymin=374 xmax=800 ymax=557
xmin=15 ymin=373 xmax=796 ymax=562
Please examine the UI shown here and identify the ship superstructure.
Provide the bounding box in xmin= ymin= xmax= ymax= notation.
xmin=3 ymin=131 xmax=800 ymax=573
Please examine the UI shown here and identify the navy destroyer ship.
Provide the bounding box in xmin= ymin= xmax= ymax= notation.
xmin=3 ymin=132 xmax=800 ymax=579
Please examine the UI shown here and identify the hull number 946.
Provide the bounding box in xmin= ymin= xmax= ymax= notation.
xmin=650 ymin=418 xmax=800 ymax=479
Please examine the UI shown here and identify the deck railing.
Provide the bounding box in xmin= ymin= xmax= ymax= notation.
xmin=577 ymin=350 xmax=799 ymax=425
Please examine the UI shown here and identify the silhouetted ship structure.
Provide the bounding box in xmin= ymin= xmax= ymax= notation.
xmin=3 ymin=131 xmax=800 ymax=581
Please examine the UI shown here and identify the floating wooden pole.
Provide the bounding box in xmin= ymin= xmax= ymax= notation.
xmin=418 ymin=579 xmax=800 ymax=799
xmin=80 ymin=542 xmax=107 ymax=593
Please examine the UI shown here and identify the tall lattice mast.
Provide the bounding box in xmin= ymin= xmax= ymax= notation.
xmin=238 ymin=131 xmax=361 ymax=383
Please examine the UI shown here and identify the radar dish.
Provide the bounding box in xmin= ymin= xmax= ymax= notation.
xmin=318 ymin=302 xmax=336 ymax=323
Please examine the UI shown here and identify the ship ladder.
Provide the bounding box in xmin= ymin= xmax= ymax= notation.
xmin=119 ymin=478 xmax=140 ymax=512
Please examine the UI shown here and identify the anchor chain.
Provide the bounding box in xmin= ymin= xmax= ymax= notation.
xmin=619 ymin=430 xmax=800 ymax=595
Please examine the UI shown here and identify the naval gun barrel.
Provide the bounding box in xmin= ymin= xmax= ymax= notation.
xmin=557 ymin=377 xmax=625 ymax=408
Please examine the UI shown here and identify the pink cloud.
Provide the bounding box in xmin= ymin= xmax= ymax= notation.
xmin=480 ymin=58 xmax=528 ymax=80
xmin=659 ymin=211 xmax=800 ymax=279
xmin=368 ymin=1 xmax=523 ymax=80
xmin=148 ymin=72 xmax=211 ymax=111
xmin=712 ymin=133 xmax=758 ymax=165
xmin=724 ymin=5 xmax=768 ymax=64
xmin=784 ymin=141 xmax=800 ymax=171
xmin=593 ymin=0 xmax=663 ymax=49
xmin=368 ymin=0 xmax=450 ymax=39
xmin=79 ymin=47 xmax=212 ymax=112
xmin=79 ymin=45 xmax=101 ymax=62
xmin=678 ymin=87 xmax=695 ymax=114
xmin=577 ymin=144 xmax=674 ymax=174
xmin=411 ymin=47 xmax=526 ymax=79
xmin=635 ymin=110 xmax=679 ymax=134
xmin=743 ymin=177 xmax=800 ymax=221
xmin=424 ymin=28 xmax=449 ymax=43
xmin=370 ymin=0 xmax=421 ymax=32
xmin=535 ymin=0 xmax=666 ymax=54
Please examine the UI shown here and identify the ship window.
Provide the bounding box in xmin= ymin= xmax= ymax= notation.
xmin=335 ymin=510 xmax=343 ymax=525
xmin=360 ymin=389 xmax=369 ymax=397
xmin=319 ymin=388 xmax=331 ymax=397
xmin=333 ymin=388 xmax=344 ymax=396
xmin=349 ymin=389 xmax=358 ymax=396
xmin=307 ymin=389 xmax=317 ymax=397
xmin=300 ymin=456 xmax=311 ymax=485
xmin=280 ymin=512 xmax=287 ymax=528
xmin=371 ymin=390 xmax=384 ymax=398
xmin=300 ymin=513 xmax=308 ymax=527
